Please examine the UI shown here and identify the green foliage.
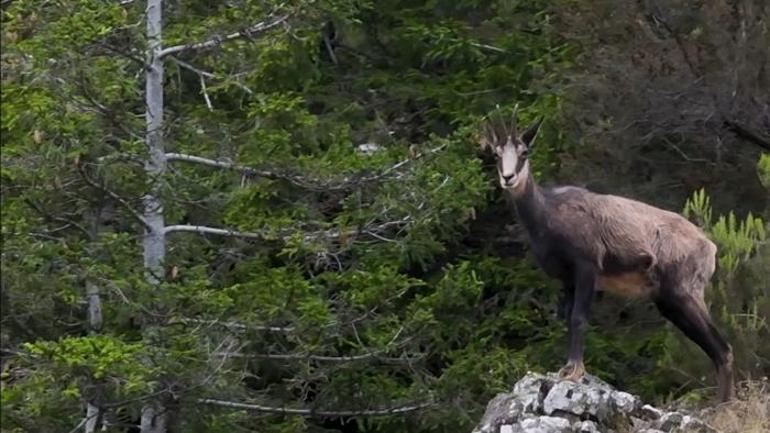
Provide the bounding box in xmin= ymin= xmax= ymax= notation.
xmin=685 ymin=188 xmax=766 ymax=278
xmin=3 ymin=0 xmax=573 ymax=428
xmin=3 ymin=336 xmax=153 ymax=432
xmin=758 ymin=153 xmax=770 ymax=191
xmin=11 ymin=0 xmax=766 ymax=431
xmin=680 ymin=188 xmax=769 ymax=394
xmin=23 ymin=336 xmax=152 ymax=386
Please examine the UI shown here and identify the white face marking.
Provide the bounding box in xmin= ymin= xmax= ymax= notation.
xmin=497 ymin=140 xmax=528 ymax=190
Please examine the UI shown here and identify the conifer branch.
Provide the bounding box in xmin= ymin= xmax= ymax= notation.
xmin=159 ymin=14 xmax=289 ymax=58
xmin=76 ymin=161 xmax=151 ymax=231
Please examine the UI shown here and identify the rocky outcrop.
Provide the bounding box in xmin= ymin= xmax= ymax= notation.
xmin=472 ymin=372 xmax=717 ymax=433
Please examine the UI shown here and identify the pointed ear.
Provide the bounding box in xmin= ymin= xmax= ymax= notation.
xmin=478 ymin=121 xmax=497 ymax=152
xmin=520 ymin=117 xmax=543 ymax=148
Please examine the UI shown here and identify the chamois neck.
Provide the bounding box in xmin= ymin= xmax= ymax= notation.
xmin=508 ymin=172 xmax=546 ymax=234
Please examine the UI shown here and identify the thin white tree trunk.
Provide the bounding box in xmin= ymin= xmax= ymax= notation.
xmin=85 ymin=281 xmax=103 ymax=432
xmin=144 ymin=0 xmax=166 ymax=281
xmin=140 ymin=403 xmax=168 ymax=433
xmin=84 ymin=402 xmax=100 ymax=433
xmin=86 ymin=281 xmax=103 ymax=331
xmin=141 ymin=0 xmax=168 ymax=431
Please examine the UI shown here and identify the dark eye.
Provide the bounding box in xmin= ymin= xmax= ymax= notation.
xmin=521 ymin=149 xmax=529 ymax=157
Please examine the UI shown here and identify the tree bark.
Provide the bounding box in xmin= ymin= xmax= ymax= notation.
xmin=144 ymin=0 xmax=166 ymax=282
xmin=84 ymin=281 xmax=103 ymax=432
xmin=140 ymin=403 xmax=168 ymax=433
xmin=84 ymin=402 xmax=100 ymax=433
xmin=86 ymin=281 xmax=102 ymax=332
xmin=141 ymin=1 xmax=167 ymax=432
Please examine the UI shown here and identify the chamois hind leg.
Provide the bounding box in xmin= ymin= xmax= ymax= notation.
xmin=654 ymin=291 xmax=735 ymax=402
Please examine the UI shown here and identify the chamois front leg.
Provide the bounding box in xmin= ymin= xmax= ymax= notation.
xmin=558 ymin=263 xmax=596 ymax=382
xmin=557 ymin=280 xmax=575 ymax=321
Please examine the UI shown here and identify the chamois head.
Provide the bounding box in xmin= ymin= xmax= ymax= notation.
xmin=479 ymin=107 xmax=543 ymax=192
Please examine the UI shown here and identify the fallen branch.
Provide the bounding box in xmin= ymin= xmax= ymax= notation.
xmin=197 ymin=398 xmax=433 ymax=417
xmin=159 ymin=15 xmax=289 ymax=58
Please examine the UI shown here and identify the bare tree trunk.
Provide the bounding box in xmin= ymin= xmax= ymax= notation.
xmin=141 ymin=0 xmax=168 ymax=431
xmin=144 ymin=0 xmax=166 ymax=282
xmin=86 ymin=281 xmax=103 ymax=332
xmin=85 ymin=281 xmax=103 ymax=432
xmin=84 ymin=401 xmax=100 ymax=433
xmin=140 ymin=403 xmax=168 ymax=433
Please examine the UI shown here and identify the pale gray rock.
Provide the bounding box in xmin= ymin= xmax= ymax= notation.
xmin=474 ymin=393 xmax=523 ymax=433
xmin=356 ymin=142 xmax=380 ymax=155
xmin=679 ymin=416 xmax=718 ymax=433
xmin=658 ymin=412 xmax=685 ymax=431
xmin=472 ymin=371 xmax=713 ymax=433
xmin=542 ymin=379 xmax=612 ymax=421
xmin=517 ymin=416 xmax=572 ymax=433
xmin=640 ymin=404 xmax=664 ymax=420
xmin=500 ymin=425 xmax=515 ymax=433
xmin=573 ymin=420 xmax=601 ymax=433
xmin=511 ymin=372 xmax=549 ymax=414
xmin=611 ymin=391 xmax=640 ymax=413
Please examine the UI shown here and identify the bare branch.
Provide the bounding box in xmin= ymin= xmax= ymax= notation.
xmin=199 ymin=75 xmax=213 ymax=111
xmin=167 ymin=318 xmax=295 ymax=333
xmin=215 ymin=350 xmax=422 ymax=364
xmin=323 ymin=32 xmax=339 ymax=65
xmin=165 ymin=143 xmax=446 ymax=192
xmin=159 ymin=15 xmax=290 ymax=58
xmin=197 ymin=398 xmax=433 ymax=417
xmin=96 ymin=153 xmax=145 ymax=166
xmin=170 ymin=57 xmax=253 ymax=94
xmin=471 ymin=42 xmax=505 ymax=53
xmin=166 ymin=151 xmax=355 ymax=190
xmin=165 ymin=153 xmax=269 ymax=174
xmin=163 ymin=223 xmax=350 ymax=243
xmin=164 ymin=224 xmax=268 ymax=239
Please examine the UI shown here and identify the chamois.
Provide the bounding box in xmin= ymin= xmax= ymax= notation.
xmin=478 ymin=110 xmax=735 ymax=402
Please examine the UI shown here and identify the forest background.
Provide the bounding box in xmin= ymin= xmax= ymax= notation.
xmin=1 ymin=0 xmax=768 ymax=432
